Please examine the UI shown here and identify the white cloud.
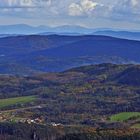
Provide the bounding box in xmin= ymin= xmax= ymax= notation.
xmin=131 ymin=0 xmax=138 ymax=7
xmin=0 ymin=0 xmax=54 ymax=17
xmin=69 ymin=0 xmax=98 ymax=16
xmin=0 ymin=0 xmax=140 ymax=27
xmin=69 ymin=3 xmax=83 ymax=16
xmin=0 ymin=0 xmax=35 ymax=7
xmin=130 ymin=0 xmax=140 ymax=13
xmin=110 ymin=0 xmax=140 ymax=19
xmin=81 ymin=0 xmax=98 ymax=12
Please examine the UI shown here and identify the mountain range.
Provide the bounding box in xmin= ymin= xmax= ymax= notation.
xmin=0 ymin=24 xmax=140 ymax=140
xmin=0 ymin=34 xmax=140 ymax=75
xmin=0 ymin=24 xmax=93 ymax=35
xmin=94 ymin=30 xmax=140 ymax=41
xmin=1 ymin=24 xmax=140 ymax=41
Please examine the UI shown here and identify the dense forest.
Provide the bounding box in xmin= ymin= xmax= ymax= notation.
xmin=0 ymin=122 xmax=140 ymax=140
xmin=0 ymin=63 xmax=140 ymax=139
xmin=1 ymin=35 xmax=140 ymax=75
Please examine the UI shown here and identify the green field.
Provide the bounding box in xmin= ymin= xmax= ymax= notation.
xmin=110 ymin=112 xmax=140 ymax=122
xmin=131 ymin=124 xmax=140 ymax=129
xmin=0 ymin=96 xmax=36 ymax=108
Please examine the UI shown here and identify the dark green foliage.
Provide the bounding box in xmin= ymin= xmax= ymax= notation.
xmin=0 ymin=122 xmax=140 ymax=140
xmin=116 ymin=66 xmax=140 ymax=86
xmin=0 ymin=64 xmax=140 ymax=126
xmin=0 ymin=122 xmax=61 ymax=140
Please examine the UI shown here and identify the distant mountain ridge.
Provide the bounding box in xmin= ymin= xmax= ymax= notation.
xmin=0 ymin=24 xmax=50 ymax=34
xmin=0 ymin=34 xmax=140 ymax=75
xmin=1 ymin=24 xmax=140 ymax=41
xmin=0 ymin=24 xmax=93 ymax=35
xmin=94 ymin=30 xmax=140 ymax=41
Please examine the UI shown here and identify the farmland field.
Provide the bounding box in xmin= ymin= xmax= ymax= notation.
xmin=110 ymin=112 xmax=140 ymax=122
xmin=131 ymin=124 xmax=140 ymax=128
xmin=0 ymin=96 xmax=36 ymax=108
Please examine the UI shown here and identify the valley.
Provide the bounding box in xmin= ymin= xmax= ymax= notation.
xmin=0 ymin=33 xmax=140 ymax=140
xmin=1 ymin=0 xmax=140 ymax=138
xmin=0 ymin=64 xmax=140 ymax=139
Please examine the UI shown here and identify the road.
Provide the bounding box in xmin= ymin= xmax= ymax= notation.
xmin=0 ymin=104 xmax=47 ymax=113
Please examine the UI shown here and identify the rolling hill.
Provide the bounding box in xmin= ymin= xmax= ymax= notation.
xmin=0 ymin=63 xmax=140 ymax=126
xmin=0 ymin=63 xmax=140 ymax=139
xmin=94 ymin=30 xmax=140 ymax=41
xmin=0 ymin=35 xmax=140 ymax=75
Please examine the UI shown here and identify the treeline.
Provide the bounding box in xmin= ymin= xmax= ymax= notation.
xmin=0 ymin=122 xmax=140 ymax=140
xmin=0 ymin=122 xmax=60 ymax=140
xmin=58 ymin=133 xmax=140 ymax=140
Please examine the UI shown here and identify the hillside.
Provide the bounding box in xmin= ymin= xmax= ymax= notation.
xmin=0 ymin=63 xmax=140 ymax=140
xmin=116 ymin=66 xmax=140 ymax=86
xmin=0 ymin=35 xmax=140 ymax=75
xmin=0 ymin=63 xmax=140 ymax=139
xmin=94 ymin=30 xmax=140 ymax=41
xmin=0 ymin=64 xmax=140 ymax=122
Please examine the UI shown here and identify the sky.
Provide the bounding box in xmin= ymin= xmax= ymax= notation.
xmin=0 ymin=0 xmax=140 ymax=30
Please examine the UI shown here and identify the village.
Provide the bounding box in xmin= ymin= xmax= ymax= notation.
xmin=0 ymin=110 xmax=63 ymax=127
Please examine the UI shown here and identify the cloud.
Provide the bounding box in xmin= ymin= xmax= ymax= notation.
xmin=81 ymin=0 xmax=98 ymax=12
xmin=69 ymin=0 xmax=98 ymax=16
xmin=131 ymin=0 xmax=138 ymax=7
xmin=0 ymin=0 xmax=55 ymax=18
xmin=69 ymin=3 xmax=83 ymax=16
xmin=0 ymin=0 xmax=140 ymax=28
xmin=109 ymin=0 xmax=140 ymax=22
xmin=1 ymin=0 xmax=139 ymax=19
xmin=0 ymin=0 xmax=34 ymax=8
xmin=0 ymin=0 xmax=54 ymax=9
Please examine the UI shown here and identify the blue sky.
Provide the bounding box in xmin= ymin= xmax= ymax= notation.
xmin=0 ymin=0 xmax=140 ymax=30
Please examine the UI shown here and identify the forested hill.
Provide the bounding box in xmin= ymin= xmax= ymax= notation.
xmin=0 ymin=63 xmax=140 ymax=139
xmin=0 ymin=35 xmax=140 ymax=75
xmin=0 ymin=123 xmax=140 ymax=140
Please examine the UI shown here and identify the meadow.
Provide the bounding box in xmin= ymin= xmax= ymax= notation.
xmin=0 ymin=96 xmax=36 ymax=108
xmin=110 ymin=112 xmax=140 ymax=122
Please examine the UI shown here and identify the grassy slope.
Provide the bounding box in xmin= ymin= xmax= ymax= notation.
xmin=0 ymin=96 xmax=36 ymax=108
xmin=131 ymin=124 xmax=140 ymax=128
xmin=110 ymin=112 xmax=140 ymax=122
